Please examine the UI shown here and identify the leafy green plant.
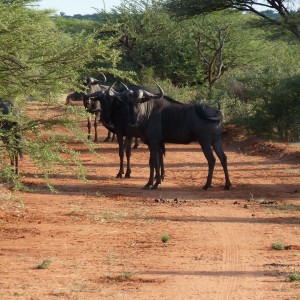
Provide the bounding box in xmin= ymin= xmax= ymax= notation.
xmin=287 ymin=273 xmax=300 ymax=282
xmin=271 ymin=242 xmax=285 ymax=250
xmin=119 ymin=272 xmax=133 ymax=280
xmin=161 ymin=234 xmax=171 ymax=243
xmin=36 ymin=259 xmax=51 ymax=269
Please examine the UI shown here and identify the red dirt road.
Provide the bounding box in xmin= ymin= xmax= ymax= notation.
xmin=1 ymin=118 xmax=300 ymax=299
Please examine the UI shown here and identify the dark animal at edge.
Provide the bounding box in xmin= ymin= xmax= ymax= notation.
xmin=115 ymin=85 xmax=232 ymax=190
xmin=0 ymin=98 xmax=22 ymax=175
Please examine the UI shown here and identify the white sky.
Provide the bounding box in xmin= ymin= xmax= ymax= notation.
xmin=36 ymin=0 xmax=300 ymax=16
xmin=36 ymin=0 xmax=122 ymax=15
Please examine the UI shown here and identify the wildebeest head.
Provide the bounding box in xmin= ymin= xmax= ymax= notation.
xmin=87 ymin=90 xmax=114 ymax=126
xmin=85 ymin=73 xmax=107 ymax=88
xmin=113 ymin=82 xmax=164 ymax=127
xmin=104 ymin=82 xmax=141 ymax=126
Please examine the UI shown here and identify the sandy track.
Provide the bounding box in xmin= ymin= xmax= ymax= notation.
xmin=0 ymin=119 xmax=300 ymax=299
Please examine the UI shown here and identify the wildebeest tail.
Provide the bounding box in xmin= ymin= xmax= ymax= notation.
xmin=195 ymin=104 xmax=222 ymax=121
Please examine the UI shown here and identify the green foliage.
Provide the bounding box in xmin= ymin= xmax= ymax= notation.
xmin=163 ymin=0 xmax=300 ymax=42
xmin=101 ymin=2 xmax=266 ymax=89
xmin=271 ymin=242 xmax=285 ymax=250
xmin=1 ymin=0 xmax=300 ymax=188
xmin=0 ymin=3 xmax=98 ymax=100
xmin=36 ymin=259 xmax=51 ymax=269
xmin=161 ymin=233 xmax=171 ymax=243
xmin=103 ymin=1 xmax=180 ymax=78
xmin=287 ymin=273 xmax=300 ymax=281
xmin=0 ymin=3 xmax=124 ymax=185
xmin=119 ymin=272 xmax=133 ymax=279
xmin=222 ymin=41 xmax=300 ymax=141
xmin=54 ymin=15 xmax=100 ymax=35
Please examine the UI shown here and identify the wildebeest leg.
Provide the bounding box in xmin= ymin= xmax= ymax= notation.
xmin=159 ymin=148 xmax=165 ymax=181
xmin=125 ymin=137 xmax=132 ymax=178
xmin=212 ymin=141 xmax=231 ymax=190
xmin=155 ymin=147 xmax=164 ymax=181
xmin=87 ymin=116 xmax=92 ymax=140
xmin=143 ymin=144 xmax=161 ymax=190
xmin=152 ymin=151 xmax=162 ymax=189
xmin=132 ymin=137 xmax=139 ymax=149
xmin=200 ymin=143 xmax=216 ymax=190
xmin=116 ymin=134 xmax=125 ymax=178
xmin=103 ymin=130 xmax=111 ymax=142
xmin=143 ymin=145 xmax=156 ymax=189
xmin=93 ymin=116 xmax=99 ymax=143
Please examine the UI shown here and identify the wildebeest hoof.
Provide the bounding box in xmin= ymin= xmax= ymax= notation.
xmin=116 ymin=173 xmax=123 ymax=178
xmin=151 ymin=185 xmax=159 ymax=190
xmin=202 ymin=184 xmax=211 ymax=190
xmin=224 ymin=184 xmax=231 ymax=190
xmin=125 ymin=173 xmax=131 ymax=178
xmin=142 ymin=184 xmax=151 ymax=190
xmin=103 ymin=137 xmax=110 ymax=142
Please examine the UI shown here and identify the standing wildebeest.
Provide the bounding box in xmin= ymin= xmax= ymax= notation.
xmin=88 ymin=83 xmax=178 ymax=181
xmin=84 ymin=76 xmax=115 ymax=143
xmin=115 ymin=84 xmax=231 ymax=190
xmin=87 ymin=86 xmax=143 ymax=179
xmin=0 ymin=98 xmax=22 ymax=175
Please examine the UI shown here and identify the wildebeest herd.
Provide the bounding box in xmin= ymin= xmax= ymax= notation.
xmin=0 ymin=75 xmax=231 ymax=190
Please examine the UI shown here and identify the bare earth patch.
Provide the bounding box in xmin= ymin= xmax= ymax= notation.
xmin=0 ymin=119 xmax=300 ymax=299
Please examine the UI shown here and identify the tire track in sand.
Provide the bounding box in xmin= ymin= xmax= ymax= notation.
xmin=215 ymin=222 xmax=245 ymax=300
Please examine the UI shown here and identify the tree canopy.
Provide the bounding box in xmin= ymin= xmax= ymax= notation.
xmin=163 ymin=0 xmax=300 ymax=41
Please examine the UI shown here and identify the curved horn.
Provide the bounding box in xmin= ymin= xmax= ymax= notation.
xmin=119 ymin=81 xmax=129 ymax=91
xmin=100 ymin=72 xmax=107 ymax=83
xmin=108 ymin=81 xmax=123 ymax=98
xmin=108 ymin=81 xmax=117 ymax=96
xmin=153 ymin=81 xmax=164 ymax=99
xmin=142 ymin=82 xmax=164 ymax=99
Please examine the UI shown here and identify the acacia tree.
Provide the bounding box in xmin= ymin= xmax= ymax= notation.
xmin=100 ymin=0 xmax=183 ymax=81
xmin=190 ymin=10 xmax=268 ymax=101
xmin=0 ymin=1 xmax=121 ymax=185
xmin=164 ymin=0 xmax=300 ymax=41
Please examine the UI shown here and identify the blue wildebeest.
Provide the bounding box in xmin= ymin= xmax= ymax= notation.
xmin=114 ymin=84 xmax=231 ymax=190
xmin=88 ymin=83 xmax=180 ymax=182
xmin=83 ymin=76 xmax=115 ymax=143
xmin=0 ymin=98 xmax=22 ymax=175
xmin=65 ymin=91 xmax=86 ymax=105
